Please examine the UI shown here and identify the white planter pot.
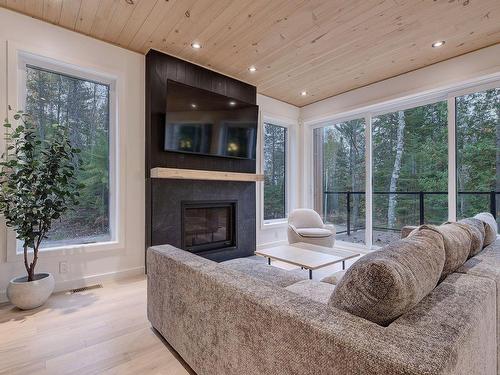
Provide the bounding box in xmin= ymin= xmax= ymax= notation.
xmin=7 ymin=273 xmax=55 ymax=310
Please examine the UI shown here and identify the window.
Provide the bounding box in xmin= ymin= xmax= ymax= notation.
xmin=313 ymin=118 xmax=366 ymax=244
xmin=372 ymin=101 xmax=448 ymax=245
xmin=20 ymin=65 xmax=112 ymax=249
xmin=456 ymin=87 xmax=500 ymax=230
xmin=263 ymin=123 xmax=287 ymax=221
xmin=310 ymin=80 xmax=500 ymax=249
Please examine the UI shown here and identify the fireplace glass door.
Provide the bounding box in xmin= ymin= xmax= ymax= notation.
xmin=182 ymin=201 xmax=236 ymax=252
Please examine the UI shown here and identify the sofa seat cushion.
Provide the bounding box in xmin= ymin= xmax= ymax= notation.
xmin=321 ymin=270 xmax=346 ymax=285
xmin=474 ymin=212 xmax=498 ymax=246
xmin=458 ymin=217 xmax=485 ymax=257
xmin=458 ymin=240 xmax=500 ymax=288
xmin=285 ymin=280 xmax=335 ymax=304
xmin=329 ymin=228 xmax=445 ymax=326
xmin=295 ymin=227 xmax=332 ymax=238
xmin=420 ymin=223 xmax=471 ymax=279
xmin=220 ymin=258 xmax=307 ymax=287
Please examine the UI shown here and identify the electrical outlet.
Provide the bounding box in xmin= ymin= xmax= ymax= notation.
xmin=59 ymin=261 xmax=69 ymax=274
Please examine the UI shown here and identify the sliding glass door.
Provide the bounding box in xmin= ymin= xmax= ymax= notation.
xmin=311 ymin=81 xmax=499 ymax=249
xmin=372 ymin=101 xmax=448 ymax=245
xmin=456 ymin=87 xmax=500 ymax=227
xmin=313 ymin=118 xmax=366 ymax=244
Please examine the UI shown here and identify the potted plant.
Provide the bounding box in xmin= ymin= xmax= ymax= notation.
xmin=0 ymin=110 xmax=82 ymax=310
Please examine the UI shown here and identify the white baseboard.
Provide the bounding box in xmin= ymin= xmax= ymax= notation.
xmin=54 ymin=266 xmax=146 ymax=292
xmin=0 ymin=266 xmax=145 ymax=304
xmin=0 ymin=290 xmax=6 ymax=304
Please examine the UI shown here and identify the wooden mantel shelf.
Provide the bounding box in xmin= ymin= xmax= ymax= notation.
xmin=151 ymin=168 xmax=264 ymax=182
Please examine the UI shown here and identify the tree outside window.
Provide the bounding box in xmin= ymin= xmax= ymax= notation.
xmin=263 ymin=123 xmax=287 ymax=221
xmin=456 ymin=87 xmax=500 ymax=229
xmin=313 ymin=118 xmax=366 ymax=244
xmin=22 ymin=65 xmax=111 ymax=249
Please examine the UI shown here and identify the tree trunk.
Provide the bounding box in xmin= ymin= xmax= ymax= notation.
xmin=23 ymin=245 xmax=31 ymax=281
xmin=350 ymin=130 xmax=359 ymax=230
xmin=496 ymin=104 xmax=500 ymax=194
xmin=388 ymin=111 xmax=405 ymax=228
xmin=36 ymin=70 xmax=46 ymax=139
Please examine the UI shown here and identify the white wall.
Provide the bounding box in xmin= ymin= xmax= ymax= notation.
xmin=0 ymin=8 xmax=145 ymax=302
xmin=256 ymin=95 xmax=301 ymax=248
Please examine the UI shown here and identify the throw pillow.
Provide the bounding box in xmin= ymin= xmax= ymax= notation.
xmin=419 ymin=223 xmax=471 ymax=279
xmin=321 ymin=270 xmax=346 ymax=285
xmin=474 ymin=212 xmax=498 ymax=247
xmin=328 ymin=228 xmax=445 ymax=326
xmin=457 ymin=218 xmax=485 ymax=257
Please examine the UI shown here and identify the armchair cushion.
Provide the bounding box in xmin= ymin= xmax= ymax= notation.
xmin=295 ymin=227 xmax=332 ymax=238
xmin=288 ymin=208 xmax=324 ymax=228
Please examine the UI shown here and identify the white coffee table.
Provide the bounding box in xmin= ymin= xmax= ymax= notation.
xmin=255 ymin=242 xmax=360 ymax=279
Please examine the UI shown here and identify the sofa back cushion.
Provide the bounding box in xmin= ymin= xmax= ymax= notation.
xmin=328 ymin=228 xmax=445 ymax=326
xmin=420 ymin=223 xmax=471 ymax=280
xmin=458 ymin=218 xmax=485 ymax=257
xmin=474 ymin=212 xmax=498 ymax=247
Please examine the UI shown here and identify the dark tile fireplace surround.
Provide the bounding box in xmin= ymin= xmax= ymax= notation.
xmin=146 ymin=50 xmax=258 ymax=262
xmin=151 ymin=179 xmax=256 ymax=261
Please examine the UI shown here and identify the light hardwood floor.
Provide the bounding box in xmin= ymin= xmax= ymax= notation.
xmin=0 ymin=276 xmax=194 ymax=375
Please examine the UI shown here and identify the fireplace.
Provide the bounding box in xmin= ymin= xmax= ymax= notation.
xmin=151 ymin=179 xmax=255 ymax=261
xmin=181 ymin=201 xmax=237 ymax=253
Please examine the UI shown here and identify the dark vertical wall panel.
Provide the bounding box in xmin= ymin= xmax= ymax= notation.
xmin=145 ymin=50 xmax=258 ymax=258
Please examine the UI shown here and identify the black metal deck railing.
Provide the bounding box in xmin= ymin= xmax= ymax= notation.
xmin=323 ymin=191 xmax=499 ymax=235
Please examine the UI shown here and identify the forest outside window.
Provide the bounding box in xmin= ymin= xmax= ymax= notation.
xmin=18 ymin=64 xmax=112 ymax=251
xmin=263 ymin=123 xmax=287 ymax=222
xmin=311 ymin=81 xmax=499 ymax=249
xmin=372 ymin=100 xmax=448 ymax=245
xmin=313 ymin=118 xmax=366 ymax=244
xmin=456 ymin=87 xmax=500 ymax=228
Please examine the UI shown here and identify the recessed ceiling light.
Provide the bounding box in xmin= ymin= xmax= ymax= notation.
xmin=191 ymin=42 xmax=202 ymax=49
xmin=229 ymin=101 xmax=237 ymax=106
xmin=300 ymin=91 xmax=307 ymax=96
xmin=432 ymin=40 xmax=445 ymax=48
xmin=248 ymin=66 xmax=257 ymax=72
xmin=191 ymin=103 xmax=197 ymax=108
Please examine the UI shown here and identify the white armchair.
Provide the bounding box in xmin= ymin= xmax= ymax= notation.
xmin=287 ymin=209 xmax=335 ymax=248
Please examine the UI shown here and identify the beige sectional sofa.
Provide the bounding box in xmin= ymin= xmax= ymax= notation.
xmin=147 ymin=214 xmax=499 ymax=375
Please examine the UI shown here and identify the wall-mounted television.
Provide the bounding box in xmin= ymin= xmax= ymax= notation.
xmin=164 ymin=80 xmax=258 ymax=160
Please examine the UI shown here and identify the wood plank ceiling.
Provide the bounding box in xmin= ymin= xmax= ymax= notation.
xmin=1 ymin=0 xmax=499 ymax=106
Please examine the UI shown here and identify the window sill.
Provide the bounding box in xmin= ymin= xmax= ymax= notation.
xmin=6 ymin=239 xmax=123 ymax=263
xmin=261 ymin=219 xmax=288 ymax=230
